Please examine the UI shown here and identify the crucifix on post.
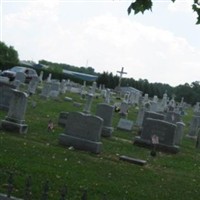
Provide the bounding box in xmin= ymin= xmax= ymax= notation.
xmin=117 ymin=67 xmax=127 ymax=87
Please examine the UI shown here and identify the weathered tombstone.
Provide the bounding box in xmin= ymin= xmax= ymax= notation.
xmin=15 ymin=72 xmax=26 ymax=83
xmin=73 ymin=102 xmax=82 ymax=108
xmin=117 ymin=118 xmax=134 ymax=131
xmin=66 ymin=79 xmax=71 ymax=92
xmin=46 ymin=73 xmax=52 ymax=83
xmin=58 ymin=112 xmax=69 ymax=127
xmin=104 ymin=89 xmax=111 ymax=104
xmin=175 ymin=122 xmax=185 ymax=145
xmin=124 ymin=92 xmax=130 ymax=104
xmin=40 ymin=82 xmax=52 ymax=99
xmin=12 ymin=80 xmax=21 ymax=90
xmin=136 ymin=102 xmax=151 ymax=127
xmin=59 ymin=112 xmax=103 ymax=153
xmin=142 ymin=111 xmax=165 ymax=127
xmin=158 ymin=93 xmax=168 ymax=112
xmin=101 ymin=89 xmax=107 ymax=99
xmin=165 ymin=111 xmax=182 ymax=124
xmin=64 ymin=96 xmax=73 ymax=102
xmin=0 ymin=76 xmax=9 ymax=83
xmin=168 ymin=96 xmax=176 ymax=111
xmin=60 ymin=79 xmax=66 ymax=94
xmin=150 ymin=96 xmax=158 ymax=112
xmin=0 ymin=82 xmax=16 ymax=111
xmin=1 ymin=89 xmax=28 ymax=133
xmin=128 ymin=92 xmax=136 ymax=105
xmin=119 ymin=102 xmax=129 ymax=117
xmin=196 ymin=128 xmax=200 ymax=149
xmin=49 ymin=80 xmax=60 ymax=98
xmin=186 ymin=114 xmax=200 ymax=139
xmin=143 ymin=93 xmax=149 ymax=104
xmin=134 ymin=118 xmax=179 ymax=153
xmin=39 ymin=71 xmax=44 ymax=82
xmin=27 ymin=76 xmax=40 ymax=95
xmin=90 ymin=81 xmax=97 ymax=95
xmin=83 ymin=93 xmax=93 ymax=113
xmin=96 ymin=103 xmax=114 ymax=137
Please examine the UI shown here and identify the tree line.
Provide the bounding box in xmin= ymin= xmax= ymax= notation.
xmin=1 ymin=41 xmax=200 ymax=105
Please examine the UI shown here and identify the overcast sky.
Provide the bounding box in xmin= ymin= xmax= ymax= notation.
xmin=1 ymin=0 xmax=200 ymax=87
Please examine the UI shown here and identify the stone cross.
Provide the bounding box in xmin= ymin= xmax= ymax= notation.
xmin=117 ymin=67 xmax=127 ymax=87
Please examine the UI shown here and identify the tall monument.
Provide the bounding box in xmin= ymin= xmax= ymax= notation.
xmin=117 ymin=67 xmax=127 ymax=87
xmin=115 ymin=67 xmax=127 ymax=98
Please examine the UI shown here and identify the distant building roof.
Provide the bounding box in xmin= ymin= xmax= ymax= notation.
xmin=19 ymin=60 xmax=35 ymax=67
xmin=120 ymin=86 xmax=142 ymax=94
xmin=63 ymin=69 xmax=98 ymax=82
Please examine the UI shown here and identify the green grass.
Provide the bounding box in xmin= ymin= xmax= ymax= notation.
xmin=0 ymin=90 xmax=200 ymax=200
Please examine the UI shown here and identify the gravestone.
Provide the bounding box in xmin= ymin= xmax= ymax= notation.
xmin=47 ymin=73 xmax=52 ymax=83
xmin=124 ymin=92 xmax=130 ymax=104
xmin=40 ymin=82 xmax=52 ymax=99
xmin=158 ymin=93 xmax=168 ymax=112
xmin=39 ymin=71 xmax=44 ymax=82
xmin=134 ymin=118 xmax=179 ymax=153
xmin=1 ymin=89 xmax=28 ymax=133
xmin=0 ymin=76 xmax=9 ymax=83
xmin=143 ymin=93 xmax=149 ymax=104
xmin=136 ymin=102 xmax=151 ymax=127
xmin=83 ymin=93 xmax=93 ymax=113
xmin=49 ymin=80 xmax=60 ymax=98
xmin=0 ymin=82 xmax=16 ymax=111
xmin=186 ymin=114 xmax=200 ymax=139
xmin=64 ymin=96 xmax=73 ymax=102
xmin=196 ymin=128 xmax=200 ymax=149
xmin=12 ymin=80 xmax=21 ymax=90
xmin=59 ymin=112 xmax=103 ymax=153
xmin=58 ymin=112 xmax=69 ymax=127
xmin=15 ymin=72 xmax=26 ymax=83
xmin=104 ymin=89 xmax=111 ymax=104
xmin=90 ymin=81 xmax=97 ymax=95
xmin=60 ymin=79 xmax=66 ymax=94
xmin=142 ymin=111 xmax=165 ymax=127
xmin=96 ymin=103 xmax=114 ymax=137
xmin=119 ymin=102 xmax=129 ymax=117
xmin=175 ymin=122 xmax=185 ymax=145
xmin=117 ymin=118 xmax=133 ymax=131
xmin=150 ymin=96 xmax=158 ymax=112
xmin=27 ymin=76 xmax=40 ymax=95
xmin=73 ymin=102 xmax=82 ymax=108
xmin=164 ymin=111 xmax=182 ymax=124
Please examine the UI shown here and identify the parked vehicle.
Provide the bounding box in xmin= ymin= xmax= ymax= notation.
xmin=0 ymin=66 xmax=38 ymax=83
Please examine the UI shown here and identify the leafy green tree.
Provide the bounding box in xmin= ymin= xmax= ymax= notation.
xmin=174 ymin=83 xmax=195 ymax=104
xmin=0 ymin=41 xmax=19 ymax=70
xmin=128 ymin=0 xmax=200 ymax=24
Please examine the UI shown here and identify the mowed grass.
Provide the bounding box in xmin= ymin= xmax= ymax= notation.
xmin=0 ymin=88 xmax=200 ymax=200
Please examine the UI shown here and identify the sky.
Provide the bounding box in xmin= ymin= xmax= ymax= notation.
xmin=1 ymin=0 xmax=200 ymax=87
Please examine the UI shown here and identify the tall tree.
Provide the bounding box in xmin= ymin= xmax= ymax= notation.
xmin=0 ymin=42 xmax=19 ymax=70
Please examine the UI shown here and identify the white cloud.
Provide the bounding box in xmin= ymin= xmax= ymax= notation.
xmin=167 ymin=0 xmax=193 ymax=13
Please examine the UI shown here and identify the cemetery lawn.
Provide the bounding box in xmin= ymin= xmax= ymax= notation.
xmin=0 ymin=91 xmax=200 ymax=200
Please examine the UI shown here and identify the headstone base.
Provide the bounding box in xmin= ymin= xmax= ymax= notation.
xmin=1 ymin=120 xmax=28 ymax=134
xmin=119 ymin=155 xmax=147 ymax=166
xmin=117 ymin=118 xmax=133 ymax=131
xmin=185 ymin=134 xmax=197 ymax=140
xmin=134 ymin=136 xmax=179 ymax=154
xmin=0 ymin=193 xmax=23 ymax=200
xmin=59 ymin=134 xmax=102 ymax=154
xmin=101 ymin=126 xmax=113 ymax=137
xmin=58 ymin=112 xmax=69 ymax=127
